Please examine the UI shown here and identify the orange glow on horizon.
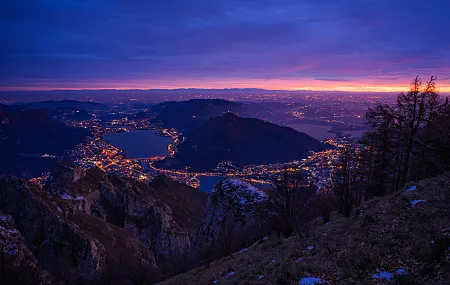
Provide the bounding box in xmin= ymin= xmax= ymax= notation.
xmin=1 ymin=78 xmax=449 ymax=93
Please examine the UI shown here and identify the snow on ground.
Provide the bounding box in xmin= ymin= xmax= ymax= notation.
xmin=395 ymin=268 xmax=408 ymax=275
xmin=372 ymin=271 xmax=393 ymax=280
xmin=372 ymin=268 xmax=408 ymax=280
xmin=407 ymin=185 xmax=417 ymax=191
xmin=410 ymin=199 xmax=425 ymax=206
xmin=299 ymin=277 xmax=326 ymax=284
xmin=234 ymin=239 xmax=263 ymax=255
xmin=225 ymin=271 xmax=235 ymax=278
xmin=60 ymin=194 xmax=85 ymax=201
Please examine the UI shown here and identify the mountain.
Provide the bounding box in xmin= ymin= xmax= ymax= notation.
xmin=160 ymin=175 xmax=450 ymax=285
xmin=19 ymin=100 xmax=108 ymax=111
xmin=0 ymin=106 xmax=88 ymax=177
xmin=150 ymin=99 xmax=247 ymax=132
xmin=160 ymin=112 xmax=330 ymax=171
xmin=0 ymin=163 xmax=208 ymax=284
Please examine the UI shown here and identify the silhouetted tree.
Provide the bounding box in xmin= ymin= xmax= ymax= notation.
xmin=331 ymin=145 xmax=362 ymax=217
xmin=272 ymin=169 xmax=317 ymax=237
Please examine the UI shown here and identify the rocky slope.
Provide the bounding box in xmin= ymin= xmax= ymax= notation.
xmin=202 ymin=179 xmax=269 ymax=244
xmin=160 ymin=175 xmax=450 ymax=285
xmin=0 ymin=162 xmax=207 ymax=284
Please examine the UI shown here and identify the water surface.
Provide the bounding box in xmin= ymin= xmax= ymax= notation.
xmin=103 ymin=130 xmax=173 ymax=158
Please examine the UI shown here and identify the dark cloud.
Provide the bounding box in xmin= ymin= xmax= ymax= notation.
xmin=1 ymin=0 xmax=449 ymax=89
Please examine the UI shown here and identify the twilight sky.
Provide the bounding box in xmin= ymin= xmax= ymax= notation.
xmin=1 ymin=0 xmax=449 ymax=92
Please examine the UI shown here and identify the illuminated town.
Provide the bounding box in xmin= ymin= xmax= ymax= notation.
xmin=60 ymin=99 xmax=366 ymax=191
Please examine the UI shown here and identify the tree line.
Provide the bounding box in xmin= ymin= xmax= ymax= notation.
xmin=272 ymin=76 xmax=450 ymax=238
xmin=332 ymin=76 xmax=450 ymax=217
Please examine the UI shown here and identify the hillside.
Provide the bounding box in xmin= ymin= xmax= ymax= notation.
xmin=161 ymin=112 xmax=330 ymax=171
xmin=0 ymin=163 xmax=208 ymax=284
xmin=159 ymin=175 xmax=450 ymax=285
xmin=0 ymin=106 xmax=88 ymax=177
xmin=150 ymin=99 xmax=246 ymax=132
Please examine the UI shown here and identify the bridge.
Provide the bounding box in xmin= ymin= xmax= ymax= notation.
xmin=124 ymin=156 xmax=162 ymax=163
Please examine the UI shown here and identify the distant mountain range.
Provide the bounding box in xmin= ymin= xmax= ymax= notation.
xmin=17 ymin=99 xmax=108 ymax=111
xmin=150 ymin=99 xmax=248 ymax=132
xmin=158 ymin=112 xmax=331 ymax=171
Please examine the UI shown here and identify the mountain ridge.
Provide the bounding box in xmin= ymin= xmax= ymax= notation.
xmin=160 ymin=112 xmax=331 ymax=171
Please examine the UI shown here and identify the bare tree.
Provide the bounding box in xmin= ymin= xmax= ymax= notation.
xmin=271 ymin=169 xmax=317 ymax=237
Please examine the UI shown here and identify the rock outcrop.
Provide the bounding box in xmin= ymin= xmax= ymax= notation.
xmin=201 ymin=179 xmax=269 ymax=253
xmin=0 ymin=211 xmax=51 ymax=284
xmin=0 ymin=162 xmax=207 ymax=284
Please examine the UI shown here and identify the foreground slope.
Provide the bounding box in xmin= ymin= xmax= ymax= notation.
xmin=0 ymin=162 xmax=207 ymax=284
xmin=160 ymin=175 xmax=450 ymax=285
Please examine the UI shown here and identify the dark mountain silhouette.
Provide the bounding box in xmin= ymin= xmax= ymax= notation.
xmin=0 ymin=106 xmax=88 ymax=176
xmin=150 ymin=99 xmax=247 ymax=132
xmin=161 ymin=112 xmax=331 ymax=171
xmin=19 ymin=99 xmax=107 ymax=111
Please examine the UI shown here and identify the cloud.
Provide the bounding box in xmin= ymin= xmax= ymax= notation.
xmin=1 ymin=0 xmax=449 ymax=90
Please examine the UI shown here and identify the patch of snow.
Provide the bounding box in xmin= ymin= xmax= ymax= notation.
xmin=60 ymin=194 xmax=72 ymax=200
xmin=410 ymin=199 xmax=425 ymax=206
xmin=299 ymin=277 xmax=326 ymax=284
xmin=395 ymin=268 xmax=408 ymax=275
xmin=236 ymin=247 xmax=248 ymax=254
xmin=307 ymin=245 xmax=314 ymax=250
xmin=407 ymin=185 xmax=417 ymax=191
xmin=225 ymin=271 xmax=235 ymax=278
xmin=372 ymin=271 xmax=393 ymax=280
xmin=234 ymin=240 xmax=261 ymax=255
xmin=60 ymin=194 xmax=84 ymax=201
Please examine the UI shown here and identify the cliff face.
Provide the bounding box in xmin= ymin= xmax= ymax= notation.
xmin=0 ymin=211 xmax=51 ymax=284
xmin=0 ymin=162 xmax=207 ymax=284
xmin=200 ymin=179 xmax=270 ymax=254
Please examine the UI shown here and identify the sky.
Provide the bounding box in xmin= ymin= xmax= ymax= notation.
xmin=1 ymin=0 xmax=450 ymax=92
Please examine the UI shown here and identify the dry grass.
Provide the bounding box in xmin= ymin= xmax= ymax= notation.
xmin=159 ymin=175 xmax=450 ymax=285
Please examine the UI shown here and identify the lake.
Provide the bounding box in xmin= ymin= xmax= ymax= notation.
xmin=287 ymin=123 xmax=333 ymax=140
xmin=103 ymin=130 xmax=173 ymax=158
xmin=287 ymin=123 xmax=366 ymax=140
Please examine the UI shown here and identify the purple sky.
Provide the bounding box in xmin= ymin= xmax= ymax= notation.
xmin=1 ymin=0 xmax=449 ymax=91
